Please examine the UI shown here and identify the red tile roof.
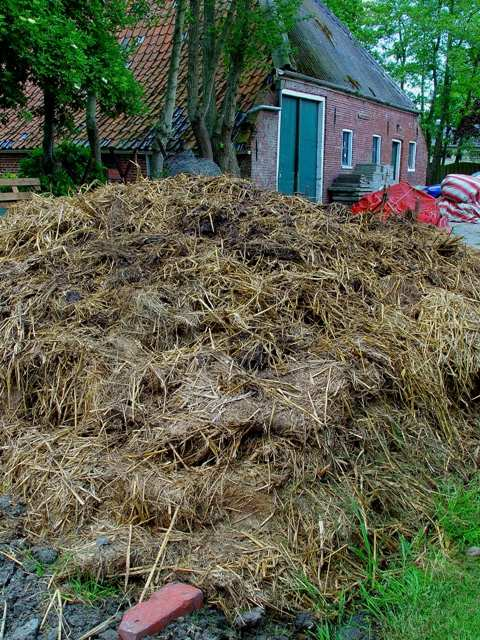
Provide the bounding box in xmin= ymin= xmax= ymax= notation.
xmin=0 ymin=12 xmax=268 ymax=152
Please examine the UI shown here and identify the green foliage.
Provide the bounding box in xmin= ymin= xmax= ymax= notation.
xmin=350 ymin=503 xmax=379 ymax=590
xmin=321 ymin=0 xmax=365 ymax=38
xmin=1 ymin=0 xmax=90 ymax=115
xmin=19 ymin=142 xmax=106 ymax=196
xmin=0 ymin=172 xmax=18 ymax=193
xmin=66 ymin=0 xmax=144 ymax=117
xmin=67 ymin=575 xmax=119 ymax=604
xmin=323 ymin=0 xmax=480 ymax=173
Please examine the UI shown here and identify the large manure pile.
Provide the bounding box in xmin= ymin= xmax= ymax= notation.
xmin=0 ymin=176 xmax=479 ymax=612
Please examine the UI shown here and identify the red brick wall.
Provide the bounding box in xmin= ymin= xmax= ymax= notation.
xmin=0 ymin=152 xmax=148 ymax=181
xmin=250 ymin=78 xmax=428 ymax=202
xmin=250 ymin=109 xmax=280 ymax=189
xmin=0 ymin=153 xmax=24 ymax=175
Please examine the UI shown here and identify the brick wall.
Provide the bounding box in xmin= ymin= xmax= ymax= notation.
xmin=0 ymin=153 xmax=24 ymax=175
xmin=250 ymin=109 xmax=279 ymax=189
xmin=250 ymin=77 xmax=428 ymax=202
xmin=0 ymin=151 xmax=148 ymax=181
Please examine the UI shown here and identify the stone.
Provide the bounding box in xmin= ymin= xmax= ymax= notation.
xmin=11 ymin=617 xmax=40 ymax=640
xmin=233 ymin=606 xmax=265 ymax=629
xmin=99 ymin=630 xmax=119 ymax=640
xmin=294 ymin=612 xmax=315 ymax=630
xmin=118 ymin=582 xmax=204 ymax=640
xmin=336 ymin=613 xmax=375 ymax=640
xmin=32 ymin=546 xmax=58 ymax=565
xmin=96 ymin=536 xmax=111 ymax=547
xmin=65 ymin=290 xmax=82 ymax=303
xmin=0 ymin=495 xmax=25 ymax=517
xmin=0 ymin=562 xmax=15 ymax=587
xmin=0 ymin=495 xmax=12 ymax=511
xmin=166 ymin=151 xmax=221 ymax=178
xmin=466 ymin=546 xmax=480 ymax=558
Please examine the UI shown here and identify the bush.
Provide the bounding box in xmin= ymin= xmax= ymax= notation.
xmin=19 ymin=142 xmax=106 ymax=196
xmin=0 ymin=171 xmax=18 ymax=193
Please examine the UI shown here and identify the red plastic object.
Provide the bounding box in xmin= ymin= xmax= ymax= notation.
xmin=351 ymin=182 xmax=449 ymax=229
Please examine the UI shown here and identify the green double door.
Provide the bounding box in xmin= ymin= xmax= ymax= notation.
xmin=278 ymin=94 xmax=324 ymax=201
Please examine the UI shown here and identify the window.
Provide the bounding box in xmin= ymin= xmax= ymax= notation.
xmin=408 ymin=141 xmax=417 ymax=172
xmin=372 ymin=135 xmax=382 ymax=164
xmin=341 ymin=130 xmax=353 ymax=168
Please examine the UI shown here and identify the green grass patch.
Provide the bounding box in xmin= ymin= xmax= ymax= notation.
xmin=435 ymin=479 xmax=480 ymax=548
xmin=66 ymin=575 xmax=119 ymax=605
xmin=363 ymin=549 xmax=480 ymax=640
xmin=310 ymin=478 xmax=480 ymax=640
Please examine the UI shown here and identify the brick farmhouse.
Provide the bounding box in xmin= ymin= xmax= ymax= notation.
xmin=0 ymin=0 xmax=427 ymax=202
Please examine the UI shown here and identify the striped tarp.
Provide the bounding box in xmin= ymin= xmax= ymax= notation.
xmin=438 ymin=174 xmax=480 ymax=222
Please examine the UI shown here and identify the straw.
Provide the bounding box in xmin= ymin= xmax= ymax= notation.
xmin=0 ymin=175 xmax=479 ymax=614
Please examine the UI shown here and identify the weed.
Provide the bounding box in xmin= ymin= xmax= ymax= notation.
xmin=315 ymin=621 xmax=336 ymax=640
xmin=23 ymin=551 xmax=49 ymax=578
xmin=294 ymin=573 xmax=325 ymax=609
xmin=66 ymin=576 xmax=119 ymax=605
xmin=350 ymin=501 xmax=379 ymax=590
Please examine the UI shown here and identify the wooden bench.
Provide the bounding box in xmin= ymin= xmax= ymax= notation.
xmin=0 ymin=178 xmax=41 ymax=213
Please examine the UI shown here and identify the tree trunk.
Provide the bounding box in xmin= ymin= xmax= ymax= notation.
xmin=429 ymin=31 xmax=455 ymax=180
xmin=213 ymin=1 xmax=247 ymax=175
xmin=214 ymin=64 xmax=242 ymax=174
xmin=453 ymin=52 xmax=480 ymax=164
xmin=86 ymin=91 xmax=102 ymax=165
xmin=42 ymin=88 xmax=56 ymax=175
xmin=151 ymin=0 xmax=187 ymax=177
xmin=424 ymin=35 xmax=441 ymax=163
xmin=186 ymin=0 xmax=239 ymax=161
xmin=186 ymin=0 xmax=215 ymax=158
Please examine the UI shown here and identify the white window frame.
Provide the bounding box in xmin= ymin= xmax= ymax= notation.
xmin=391 ymin=138 xmax=402 ymax=182
xmin=407 ymin=141 xmax=417 ymax=172
xmin=276 ymin=89 xmax=326 ymax=203
xmin=372 ymin=135 xmax=382 ymax=165
xmin=341 ymin=129 xmax=353 ymax=169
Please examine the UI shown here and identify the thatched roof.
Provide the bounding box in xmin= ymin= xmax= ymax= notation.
xmin=288 ymin=0 xmax=416 ymax=112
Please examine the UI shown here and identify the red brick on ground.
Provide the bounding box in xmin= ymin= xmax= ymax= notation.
xmin=118 ymin=582 xmax=204 ymax=640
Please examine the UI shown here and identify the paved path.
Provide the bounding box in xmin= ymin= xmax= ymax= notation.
xmin=451 ymin=222 xmax=480 ymax=249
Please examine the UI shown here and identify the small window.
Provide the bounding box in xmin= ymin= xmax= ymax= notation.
xmin=408 ymin=141 xmax=417 ymax=172
xmin=372 ymin=135 xmax=381 ymax=164
xmin=341 ymin=130 xmax=353 ymax=168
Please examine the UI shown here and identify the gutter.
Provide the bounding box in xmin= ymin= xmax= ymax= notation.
xmin=246 ymin=104 xmax=282 ymax=115
xmin=276 ymin=69 xmax=420 ymax=115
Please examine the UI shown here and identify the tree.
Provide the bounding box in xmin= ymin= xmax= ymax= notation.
xmin=331 ymin=0 xmax=480 ymax=180
xmin=1 ymin=0 xmax=145 ymax=178
xmin=184 ymin=0 xmax=300 ymax=174
xmin=66 ymin=0 xmax=144 ymax=167
xmin=151 ymin=0 xmax=188 ymax=177
xmin=0 ymin=0 xmax=31 ymax=111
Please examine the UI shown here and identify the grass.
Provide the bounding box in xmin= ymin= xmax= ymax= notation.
xmin=66 ymin=576 xmax=119 ymax=604
xmin=310 ymin=479 xmax=480 ymax=640
xmin=363 ymin=551 xmax=480 ymax=640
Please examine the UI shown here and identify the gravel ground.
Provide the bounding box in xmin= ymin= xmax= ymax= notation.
xmin=0 ymin=494 xmax=374 ymax=640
